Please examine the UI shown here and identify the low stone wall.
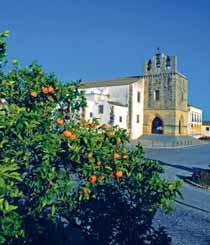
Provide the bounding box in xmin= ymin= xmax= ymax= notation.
xmin=136 ymin=135 xmax=208 ymax=148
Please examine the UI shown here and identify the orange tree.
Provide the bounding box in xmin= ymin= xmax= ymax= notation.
xmin=65 ymin=124 xmax=182 ymax=244
xmin=0 ymin=31 xmax=182 ymax=245
xmin=0 ymin=31 xmax=86 ymax=244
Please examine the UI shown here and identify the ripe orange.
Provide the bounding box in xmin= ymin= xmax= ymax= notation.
xmin=56 ymin=118 xmax=64 ymax=126
xmin=42 ymin=86 xmax=49 ymax=94
xmin=89 ymin=175 xmax=97 ymax=184
xmin=106 ymin=130 xmax=115 ymax=137
xmin=96 ymin=161 xmax=102 ymax=167
xmin=63 ymin=130 xmax=72 ymax=138
xmin=84 ymin=122 xmax=89 ymax=128
xmin=116 ymin=137 xmax=122 ymax=145
xmin=122 ymin=154 xmax=128 ymax=160
xmin=101 ymin=123 xmax=109 ymax=129
xmin=30 ymin=91 xmax=37 ymax=97
xmin=115 ymin=170 xmax=123 ymax=178
xmin=70 ymin=133 xmax=77 ymax=140
xmin=91 ymin=122 xmax=97 ymax=129
xmin=88 ymin=152 xmax=93 ymax=159
xmin=80 ymin=121 xmax=89 ymax=128
xmin=48 ymin=86 xmax=55 ymax=94
xmin=114 ymin=153 xmax=120 ymax=160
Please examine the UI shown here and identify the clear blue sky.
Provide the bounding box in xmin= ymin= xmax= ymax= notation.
xmin=1 ymin=0 xmax=210 ymax=119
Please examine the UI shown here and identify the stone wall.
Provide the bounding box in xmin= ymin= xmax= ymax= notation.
xmin=143 ymin=72 xmax=188 ymax=136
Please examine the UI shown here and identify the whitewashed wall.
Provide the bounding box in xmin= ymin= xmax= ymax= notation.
xmin=106 ymin=85 xmax=129 ymax=105
xmin=83 ymin=83 xmax=144 ymax=139
xmin=111 ymin=104 xmax=128 ymax=129
xmin=84 ymin=93 xmax=111 ymax=124
xmin=188 ymin=106 xmax=202 ymax=135
xmin=130 ymin=80 xmax=144 ymax=139
xmin=83 ymin=85 xmax=129 ymax=125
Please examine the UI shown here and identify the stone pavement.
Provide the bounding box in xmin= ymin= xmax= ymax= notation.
xmin=145 ymin=144 xmax=210 ymax=245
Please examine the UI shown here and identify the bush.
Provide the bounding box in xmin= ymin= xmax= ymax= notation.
xmin=191 ymin=168 xmax=210 ymax=188
xmin=0 ymin=31 xmax=182 ymax=244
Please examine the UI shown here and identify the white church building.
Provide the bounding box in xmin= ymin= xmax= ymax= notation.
xmin=81 ymin=51 xmax=203 ymax=140
xmin=82 ymin=77 xmax=144 ymax=139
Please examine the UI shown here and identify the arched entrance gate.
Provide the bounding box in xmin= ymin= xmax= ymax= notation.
xmin=151 ymin=117 xmax=164 ymax=134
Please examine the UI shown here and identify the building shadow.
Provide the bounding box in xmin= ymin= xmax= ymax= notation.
xmin=159 ymin=161 xmax=193 ymax=172
xmin=146 ymin=159 xmax=193 ymax=172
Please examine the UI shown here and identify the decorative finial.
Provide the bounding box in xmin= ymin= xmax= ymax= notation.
xmin=156 ymin=47 xmax=160 ymax=53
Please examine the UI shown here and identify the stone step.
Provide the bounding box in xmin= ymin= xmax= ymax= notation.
xmin=135 ymin=135 xmax=208 ymax=148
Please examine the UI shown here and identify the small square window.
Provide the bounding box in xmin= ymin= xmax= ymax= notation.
xmin=154 ymin=90 xmax=160 ymax=101
xmin=137 ymin=92 xmax=141 ymax=103
xmin=136 ymin=115 xmax=140 ymax=123
xmin=206 ymin=127 xmax=210 ymax=131
xmin=119 ymin=116 xmax=122 ymax=123
xmin=90 ymin=112 xmax=93 ymax=118
xmin=98 ymin=105 xmax=104 ymax=114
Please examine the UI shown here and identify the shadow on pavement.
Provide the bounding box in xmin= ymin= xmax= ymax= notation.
xmin=147 ymin=159 xmax=193 ymax=172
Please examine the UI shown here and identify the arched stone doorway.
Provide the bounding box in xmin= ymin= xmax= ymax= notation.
xmin=179 ymin=116 xmax=184 ymax=135
xmin=151 ymin=117 xmax=164 ymax=134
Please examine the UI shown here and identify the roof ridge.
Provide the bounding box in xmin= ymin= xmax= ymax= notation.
xmin=81 ymin=75 xmax=142 ymax=89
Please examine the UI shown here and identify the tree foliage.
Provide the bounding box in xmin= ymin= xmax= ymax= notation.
xmin=0 ymin=31 xmax=182 ymax=244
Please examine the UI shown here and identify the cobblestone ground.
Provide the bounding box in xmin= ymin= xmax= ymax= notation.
xmin=145 ymin=144 xmax=210 ymax=245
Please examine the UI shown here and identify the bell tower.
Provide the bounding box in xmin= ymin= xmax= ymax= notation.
xmin=143 ymin=50 xmax=188 ymax=136
xmin=144 ymin=48 xmax=177 ymax=75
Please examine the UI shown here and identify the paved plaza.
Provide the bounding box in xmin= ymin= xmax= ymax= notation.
xmin=145 ymin=143 xmax=210 ymax=245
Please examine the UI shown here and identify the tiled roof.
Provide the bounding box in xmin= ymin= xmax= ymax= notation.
xmin=81 ymin=76 xmax=141 ymax=88
xmin=108 ymin=101 xmax=128 ymax=107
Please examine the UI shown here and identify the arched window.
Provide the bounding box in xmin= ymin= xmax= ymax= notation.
xmin=147 ymin=59 xmax=152 ymax=71
xmin=156 ymin=53 xmax=161 ymax=68
xmin=166 ymin=56 xmax=171 ymax=69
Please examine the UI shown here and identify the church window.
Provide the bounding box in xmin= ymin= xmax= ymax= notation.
xmin=90 ymin=112 xmax=93 ymax=118
xmin=195 ymin=113 xmax=198 ymax=122
xmin=147 ymin=59 xmax=152 ymax=71
xmin=206 ymin=127 xmax=209 ymax=131
xmin=110 ymin=106 xmax=114 ymax=122
xmin=136 ymin=115 xmax=140 ymax=123
xmin=156 ymin=53 xmax=161 ymax=68
xmin=166 ymin=56 xmax=171 ymax=69
xmin=137 ymin=92 xmax=141 ymax=102
xmin=154 ymin=90 xmax=160 ymax=101
xmin=194 ymin=113 xmax=196 ymax=122
xmin=119 ymin=116 xmax=122 ymax=123
xmin=98 ymin=105 xmax=104 ymax=114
